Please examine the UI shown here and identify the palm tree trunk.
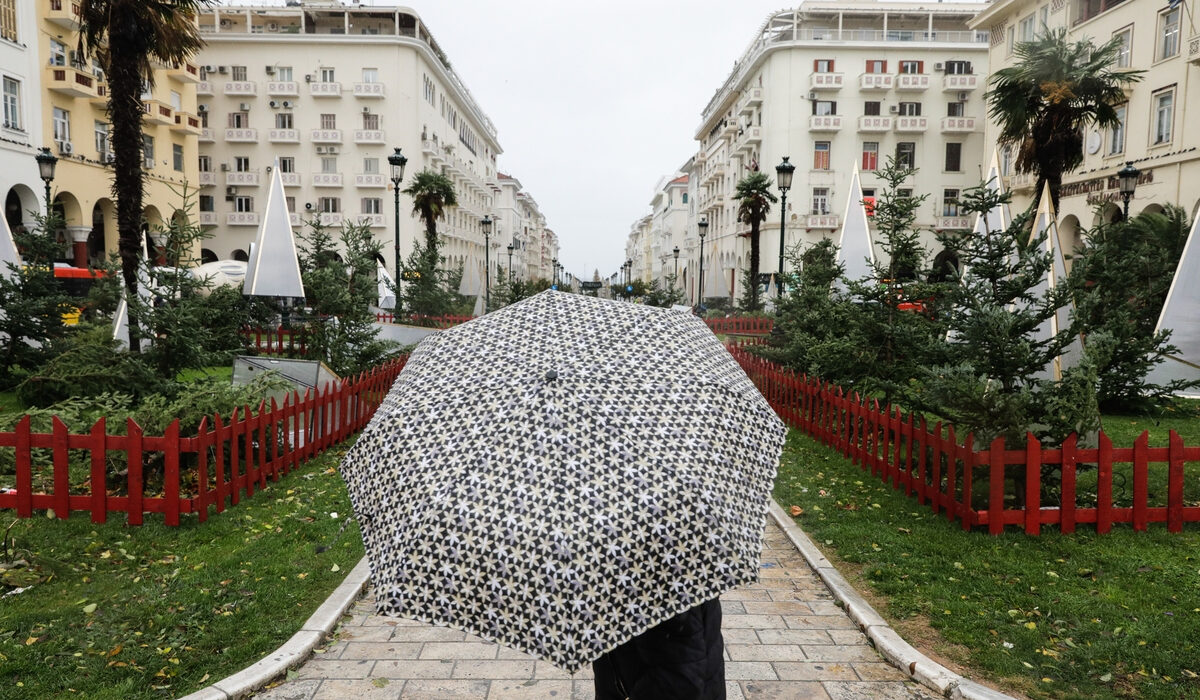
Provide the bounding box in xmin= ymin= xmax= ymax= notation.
xmin=107 ymin=29 xmax=144 ymax=353
xmin=749 ymin=223 xmax=761 ymax=311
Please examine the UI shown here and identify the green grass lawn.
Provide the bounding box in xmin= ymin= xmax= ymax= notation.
xmin=0 ymin=442 xmax=363 ymax=700
xmin=775 ymin=429 xmax=1200 ymax=700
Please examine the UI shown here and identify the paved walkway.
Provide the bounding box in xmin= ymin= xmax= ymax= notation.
xmin=251 ymin=520 xmax=937 ymax=700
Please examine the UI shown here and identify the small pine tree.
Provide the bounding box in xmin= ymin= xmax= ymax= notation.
xmin=0 ymin=212 xmax=73 ymax=388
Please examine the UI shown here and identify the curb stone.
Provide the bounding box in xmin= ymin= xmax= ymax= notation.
xmin=767 ymin=501 xmax=1019 ymax=699
xmin=176 ymin=557 xmax=371 ymax=700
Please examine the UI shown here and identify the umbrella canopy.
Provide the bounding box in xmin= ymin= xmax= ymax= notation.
xmin=243 ymin=162 xmax=305 ymax=298
xmin=340 ymin=290 xmax=786 ymax=673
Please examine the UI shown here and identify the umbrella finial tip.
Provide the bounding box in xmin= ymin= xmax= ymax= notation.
xmin=545 ymin=370 xmax=558 ymax=381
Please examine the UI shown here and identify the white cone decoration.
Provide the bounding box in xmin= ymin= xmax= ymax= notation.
xmin=244 ymin=162 xmax=305 ymax=299
xmin=458 ymin=261 xmax=482 ymax=296
xmin=1147 ymin=210 xmax=1200 ymax=396
xmin=835 ymin=168 xmax=874 ymax=293
xmin=705 ymin=261 xmax=730 ymax=299
xmin=0 ymin=214 xmax=21 ymax=281
xmin=377 ymin=261 xmax=396 ymax=310
xmin=974 ymin=149 xmax=1011 ymax=240
xmin=1028 ymin=183 xmax=1080 ymax=382
xmin=472 ymin=292 xmax=485 ymax=317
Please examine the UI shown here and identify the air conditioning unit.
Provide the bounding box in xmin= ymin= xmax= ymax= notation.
xmin=238 ymin=102 xmax=250 ymax=112
xmin=304 ymin=74 xmax=313 ymax=82
xmin=101 ymin=152 xmax=115 ymax=164
xmin=316 ymin=146 xmax=328 ymax=154
xmin=57 ymin=141 xmax=73 ymax=155
xmin=203 ymin=65 xmax=217 ymax=73
xmin=217 ymin=65 xmax=228 ymax=73
xmin=808 ymin=92 xmax=816 ymax=100
xmin=197 ymin=103 xmax=208 ymax=112
xmin=265 ymin=65 xmax=275 ymax=74
xmin=934 ymin=63 xmax=944 ymax=71
xmin=281 ymin=100 xmax=293 ymax=108
xmin=362 ymin=106 xmax=370 ymax=114
xmin=958 ymin=92 xmax=968 ymax=102
xmin=220 ymin=162 xmax=230 ymax=171
xmin=327 ymin=146 xmax=339 ymax=154
xmin=888 ymin=105 xmax=899 ymax=113
xmin=266 ymin=23 xmax=279 ymax=32
xmin=226 ymin=186 xmax=238 ymax=195
xmin=269 ymin=100 xmax=279 ymax=108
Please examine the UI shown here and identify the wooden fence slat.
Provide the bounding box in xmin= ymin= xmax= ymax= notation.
xmin=163 ymin=420 xmax=181 ymax=527
xmin=1168 ymin=430 xmax=1184 ymax=533
xmin=15 ymin=416 xmax=32 ymax=518
xmin=1133 ymin=431 xmax=1149 ymax=532
xmin=916 ymin=416 xmax=928 ymax=505
xmin=1097 ymin=432 xmax=1113 ymax=534
xmin=960 ymin=432 xmax=974 ymax=531
xmin=52 ymin=417 xmax=70 ymax=519
xmin=196 ymin=416 xmax=210 ymax=523
xmin=90 ymin=418 xmax=107 ymax=524
xmin=988 ymin=436 xmax=1005 ymax=535
xmin=931 ymin=422 xmax=943 ymax=516
xmin=229 ymin=408 xmax=242 ymax=505
xmin=1061 ymin=434 xmax=1077 ymax=534
xmin=127 ymin=418 xmax=144 ymax=526
xmin=1025 ymin=433 xmax=1041 ymax=536
xmin=214 ymin=413 xmax=228 ymax=513
xmin=945 ymin=425 xmax=957 ymax=523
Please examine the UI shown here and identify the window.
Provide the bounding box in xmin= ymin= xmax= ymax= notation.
xmin=1001 ymin=145 xmax=1013 ymax=176
xmin=1007 ymin=26 xmax=1015 ymax=55
xmin=320 ymin=113 xmax=336 ymax=129
xmin=811 ymin=188 xmax=830 ymax=216
xmin=319 ymin=197 xmax=340 ymax=213
xmin=896 ymin=142 xmax=916 ymax=169
xmin=198 ymin=155 xmax=211 ymax=172
xmin=943 ymin=189 xmax=961 ymax=217
xmin=143 ymin=135 xmax=154 ymax=169
xmin=319 ymin=67 xmax=335 ymax=83
xmin=813 ymin=141 xmax=831 ymax=170
xmin=814 ymin=59 xmax=834 ymax=73
xmin=898 ymin=60 xmax=922 ymax=74
xmin=812 ymin=100 xmax=837 ymax=116
xmin=228 ymin=111 xmax=248 ymax=128
xmin=90 ymin=120 xmax=108 ymax=156
xmin=231 ymin=65 xmax=247 ymax=81
xmin=275 ymin=112 xmax=293 ymax=128
xmin=1039 ymin=5 xmax=1050 ymax=32
xmin=1153 ymin=89 xmax=1173 ymax=144
xmin=945 ymin=60 xmax=972 ymax=75
xmin=362 ymin=157 xmax=378 ymax=174
xmin=862 ymin=188 xmax=876 ymax=216
xmin=1158 ymin=7 xmax=1180 ymax=60
xmin=235 ymin=156 xmax=250 ymax=172
xmin=1113 ymin=27 xmax=1132 ymax=68
xmin=865 ymin=60 xmax=887 ymax=74
xmin=0 ymin=0 xmax=17 ymax=42
xmin=362 ymin=67 xmax=378 ymax=83
xmin=681 ymin=193 xmax=688 ymax=204
xmin=945 ymin=143 xmax=963 ymax=172
xmin=173 ymin=144 xmax=184 ymax=171
xmin=50 ymin=39 xmax=67 ymax=66
xmin=947 ymin=101 xmax=966 ymax=117
xmin=362 ymin=113 xmax=379 ymax=130
xmin=1018 ymin=14 xmax=1036 ymax=42
xmin=361 ymin=198 xmax=382 ymax=214
xmin=321 ymin=156 xmax=337 ymax=173
xmin=1109 ymin=104 xmax=1126 ymax=154
xmin=276 ymin=66 xmax=293 ymax=82
xmin=423 ymin=74 xmax=436 ymax=104
xmin=898 ymin=102 xmax=921 ymax=116
xmin=234 ymin=196 xmax=254 ymax=213
xmin=52 ymin=107 xmax=71 ymax=143
xmin=199 ymin=195 xmax=214 ymax=212
xmin=285 ymin=196 xmax=296 ymax=211
xmin=2 ymin=76 xmax=20 ymax=130
xmin=864 ymin=101 xmax=881 ymax=116
xmin=279 ymin=156 xmax=295 ymax=173
xmin=862 ymin=142 xmax=879 ymax=171
xmin=169 ymin=90 xmax=182 ymax=111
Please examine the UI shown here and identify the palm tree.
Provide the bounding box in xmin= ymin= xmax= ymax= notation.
xmin=987 ymin=27 xmax=1142 ymax=211
xmin=733 ymin=171 xmax=778 ymax=311
xmin=402 ymin=169 xmax=458 ymax=264
xmin=77 ymin=0 xmax=206 ymax=353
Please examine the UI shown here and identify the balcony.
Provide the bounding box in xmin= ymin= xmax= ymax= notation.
xmin=142 ymin=100 xmax=174 ymax=125
xmin=268 ymin=128 xmax=300 ymax=143
xmin=279 ymin=172 xmax=301 ymax=187
xmin=227 ymin=212 xmax=261 ymax=226
xmin=318 ymin=212 xmax=344 ymax=227
xmin=940 ymin=117 xmax=977 ymax=133
xmin=857 ymin=116 xmax=893 ymax=132
xmin=223 ymin=81 xmax=257 ymax=96
xmin=90 ymin=84 xmax=109 ymax=107
xmin=47 ymin=66 xmax=100 ymax=99
xmin=896 ymin=74 xmax=930 ymax=91
xmin=198 ymin=212 xmax=218 ymax=227
xmin=734 ymin=126 xmax=762 ymax=154
xmin=894 ymin=116 xmax=928 ymax=132
xmin=354 ymin=129 xmax=385 ymax=144
xmin=197 ymin=81 xmax=213 ymax=96
xmin=810 ymin=73 xmax=843 ymax=90
xmin=172 ymin=111 xmax=202 ymax=135
xmin=809 ymin=115 xmax=842 ymax=132
xmin=267 ymin=81 xmax=299 ymax=96
xmin=198 ymin=172 xmax=217 ymax=187
xmin=311 ymin=129 xmax=342 ymax=143
xmin=289 ymin=213 xmax=302 ymax=227
xmin=806 ymin=215 xmax=840 ymax=229
xmin=738 ymin=88 xmax=763 ymax=115
xmin=199 ymin=128 xmax=215 ymax=143
xmin=168 ymin=62 xmax=201 ymax=83
xmin=226 ymin=171 xmax=261 ymax=186
xmin=46 ymin=0 xmax=81 ymax=30
xmin=355 ymin=214 xmax=386 ymax=228
xmin=935 ymin=216 xmax=972 ymax=230
xmin=859 ymin=73 xmax=893 ymax=90
xmin=309 ymin=81 xmax=342 ymax=97
xmin=225 ymin=128 xmax=258 ymax=142
xmin=354 ymin=82 xmax=385 ymax=98
xmin=312 ymin=173 xmax=343 ymax=187
xmin=1006 ymin=172 xmax=1035 ymax=191
xmin=355 ymin=173 xmax=386 ymax=188
xmin=942 ymin=74 xmax=979 ymax=92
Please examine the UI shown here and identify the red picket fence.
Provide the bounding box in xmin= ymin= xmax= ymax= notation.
xmin=729 ymin=345 xmax=1200 ymax=535
xmin=374 ymin=313 xmax=474 ymax=328
xmin=705 ymin=317 xmax=775 ymax=335
xmin=242 ymin=327 xmax=307 ymax=356
xmin=0 ymin=357 xmax=406 ymax=526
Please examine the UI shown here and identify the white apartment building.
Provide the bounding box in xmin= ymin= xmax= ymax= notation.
xmin=646 ymin=174 xmax=691 ymax=286
xmin=494 ymin=172 xmax=558 ymax=283
xmin=194 ymin=2 xmax=504 ymax=280
xmin=969 ymin=0 xmax=1200 ymax=252
xmin=691 ymin=2 xmax=989 ymax=303
xmin=1 ymin=0 xmax=45 ymax=233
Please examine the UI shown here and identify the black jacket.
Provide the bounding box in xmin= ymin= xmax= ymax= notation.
xmin=592 ymin=598 xmax=725 ymax=700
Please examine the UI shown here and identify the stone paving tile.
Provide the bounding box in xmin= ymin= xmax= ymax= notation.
xmin=725 ymin=643 xmax=806 ymax=661
xmin=372 ymin=660 xmax=456 ymax=679
xmin=739 ymin=680 xmax=832 ymax=699
xmin=486 ymin=679 xmax=573 ymax=699
xmin=398 ymin=679 xmax=490 ymax=699
xmin=418 ymin=642 xmax=499 ymax=660
xmin=852 ymin=662 xmax=910 ymax=681
xmin=451 ymin=660 xmax=536 ymax=680
xmin=756 ymin=629 xmax=834 ymax=645
xmin=772 ymin=661 xmax=859 ymax=681
xmin=339 ymin=642 xmax=423 ymax=660
xmin=313 ymin=678 xmax=403 ymax=699
xmin=255 ymin=679 xmax=321 ymax=700
xmin=726 ymin=661 xmax=780 ymax=680
xmin=823 ymin=680 xmax=933 ymax=699
xmin=295 ymin=659 xmax=375 ymax=680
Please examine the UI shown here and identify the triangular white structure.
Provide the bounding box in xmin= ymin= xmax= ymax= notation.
xmin=1029 ymin=183 xmax=1081 ymax=381
xmin=244 ymin=162 xmax=305 ymax=298
xmin=0 ymin=215 xmax=21 ymax=280
xmin=376 ymin=261 xmax=396 ymax=310
xmin=704 ymin=260 xmax=730 ymax=299
xmin=835 ymin=167 xmax=874 ymax=292
xmin=458 ymin=261 xmax=482 ymax=296
xmin=974 ymin=148 xmax=1012 ymax=240
xmin=472 ymin=292 xmax=485 ymax=317
xmin=1146 ymin=210 xmax=1200 ymax=396
xmin=112 ymin=231 xmax=156 ymax=349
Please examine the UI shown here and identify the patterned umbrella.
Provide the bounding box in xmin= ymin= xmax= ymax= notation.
xmin=339 ymin=290 xmax=786 ymax=673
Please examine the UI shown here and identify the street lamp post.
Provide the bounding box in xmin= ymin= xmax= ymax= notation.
xmin=775 ymin=156 xmax=795 ymax=296
xmin=1118 ymin=161 xmax=1140 ymax=220
xmin=36 ymin=147 xmax=58 ymax=220
xmin=697 ymin=217 xmax=708 ymax=309
xmin=552 ymin=257 xmax=558 ymax=288
xmin=507 ymin=243 xmax=514 ymax=282
xmin=387 ymin=147 xmax=407 ymax=282
xmin=481 ymin=215 xmax=492 ymax=308
xmin=673 ymin=246 xmax=680 ymax=279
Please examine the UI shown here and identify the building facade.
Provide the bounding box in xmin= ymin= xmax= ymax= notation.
xmin=1 ymin=0 xmax=44 ymax=237
xmin=494 ymin=172 xmax=557 ymax=283
xmin=689 ymin=2 xmax=990 ymax=303
xmin=969 ymin=0 xmax=1200 ymax=252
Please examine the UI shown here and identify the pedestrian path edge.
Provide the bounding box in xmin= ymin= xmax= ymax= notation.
xmin=175 ymin=557 xmax=372 ymax=700
xmin=766 ymin=500 xmax=1017 ymax=700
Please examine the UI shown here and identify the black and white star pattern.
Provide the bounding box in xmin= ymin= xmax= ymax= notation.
xmin=339 ymin=290 xmax=786 ymax=673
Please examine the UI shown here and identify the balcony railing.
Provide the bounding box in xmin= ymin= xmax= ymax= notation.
xmin=857 ymin=116 xmax=893 ymax=132
xmin=894 ymin=117 xmax=928 ymax=132
xmin=734 ymin=126 xmax=762 ymax=154
xmin=859 ymin=73 xmax=893 ymax=90
xmin=312 ymin=173 xmax=343 ymax=187
xmin=268 ymin=128 xmax=300 ymax=143
xmin=936 ymin=216 xmax=972 ymax=230
xmin=227 ymin=212 xmax=260 ymax=226
xmin=738 ymin=88 xmax=763 ymax=115
xmin=168 ymin=62 xmax=201 ymax=83
xmin=226 ymin=171 xmax=261 ymax=186
xmin=197 ymin=81 xmax=213 ymax=96
xmin=225 ymin=128 xmax=258 ymax=142
xmin=806 ymin=215 xmax=840 ymax=229
xmin=355 ymin=173 xmax=386 ymax=188
xmin=355 ymin=214 xmax=386 ymax=227
xmin=267 ymin=81 xmax=299 ymax=96
xmin=309 ymin=82 xmax=342 ymax=97
xmin=199 ymin=128 xmax=215 ymax=143
xmin=318 ymin=212 xmax=344 ymax=226
xmin=142 ymin=100 xmax=174 ymax=125
xmin=354 ymin=129 xmax=385 ymax=144
xmin=809 ymin=115 xmax=842 ymax=131
xmin=198 ymin=212 xmax=218 ymax=226
xmin=47 ymin=66 xmax=100 ymax=99
xmin=172 ymin=112 xmax=202 ymax=135
xmin=353 ymin=82 xmax=385 ymax=98
xmin=895 ymin=74 xmax=930 ymax=91
xmin=47 ymin=0 xmax=81 ymax=29
xmin=940 ymin=117 xmax=976 ymax=133
xmin=810 ymin=73 xmax=844 ymax=91
xmin=279 ymin=172 xmax=301 ymax=187
xmin=942 ymin=74 xmax=979 ymax=92
xmin=198 ymin=172 xmax=217 ymax=186
xmin=223 ymin=81 xmax=257 ymax=96
xmin=311 ymin=129 xmax=342 ymax=143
